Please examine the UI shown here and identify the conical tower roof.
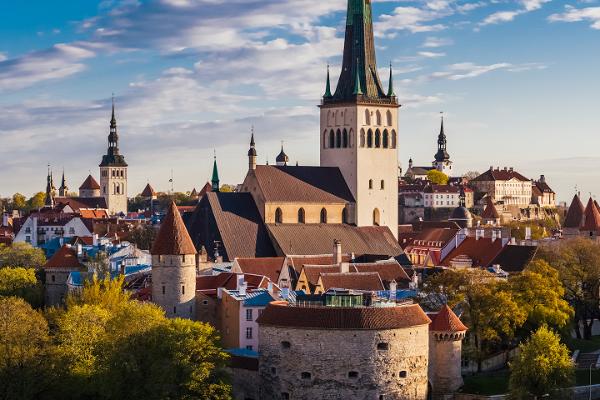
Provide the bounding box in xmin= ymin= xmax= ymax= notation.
xmin=564 ymin=194 xmax=585 ymax=228
xmin=581 ymin=198 xmax=600 ymax=232
xmin=151 ymin=201 xmax=197 ymax=255
xmin=430 ymin=305 xmax=468 ymax=332
xmin=482 ymin=197 xmax=500 ymax=219
xmin=141 ymin=183 xmax=156 ymax=198
xmin=79 ymin=175 xmax=101 ymax=190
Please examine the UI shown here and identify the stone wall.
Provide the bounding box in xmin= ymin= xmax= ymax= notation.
xmin=151 ymin=254 xmax=196 ymax=319
xmin=45 ymin=270 xmax=71 ymax=306
xmin=259 ymin=324 xmax=430 ymax=400
xmin=429 ymin=334 xmax=464 ymax=395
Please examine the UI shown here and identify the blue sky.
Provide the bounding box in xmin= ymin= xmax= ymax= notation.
xmin=1 ymin=0 xmax=599 ymax=203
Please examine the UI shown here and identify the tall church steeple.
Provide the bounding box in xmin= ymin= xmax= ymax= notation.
xmin=248 ymin=128 xmax=257 ymax=171
xmin=59 ymin=169 xmax=68 ymax=197
xmin=433 ymin=114 xmax=453 ymax=175
xmin=45 ymin=166 xmax=55 ymax=207
xmin=325 ymin=0 xmax=397 ymax=105
xmin=211 ymin=152 xmax=220 ymax=192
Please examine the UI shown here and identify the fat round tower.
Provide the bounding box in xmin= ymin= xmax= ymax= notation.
xmin=151 ymin=201 xmax=197 ymax=319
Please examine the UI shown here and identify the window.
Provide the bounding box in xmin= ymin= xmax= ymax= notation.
xmin=320 ymin=208 xmax=328 ymax=224
xmin=383 ymin=130 xmax=389 ymax=148
xmin=373 ymin=209 xmax=381 ymax=226
xmin=281 ymin=393 xmax=289 ymax=400
xmin=348 ymin=371 xmax=359 ymax=379
xmin=25 ymin=227 xmax=31 ymax=233
xmin=275 ymin=208 xmax=283 ymax=224
xmin=375 ymin=129 xmax=381 ymax=148
xmin=301 ymin=372 xmax=312 ymax=380
xmin=246 ymin=309 xmax=253 ymax=321
xmin=367 ymin=129 xmax=373 ymax=148
xmin=173 ymin=306 xmax=177 ymax=314
xmin=391 ymin=130 xmax=397 ymax=148
xmin=342 ymin=129 xmax=348 ymax=148
xmin=329 ymin=130 xmax=335 ymax=148
xmin=369 ymin=179 xmax=373 ymax=190
xmin=26 ymin=236 xmax=31 ymax=243
xmin=342 ymin=207 xmax=348 ymax=224
xmin=182 ymin=285 xmax=185 ymax=295
xmin=271 ymin=367 xmax=277 ymax=375
xmin=281 ymin=341 xmax=291 ymax=349
xmin=51 ymin=275 xmax=56 ymax=282
xmin=360 ymin=129 xmax=366 ymax=147
xmin=399 ymin=371 xmax=407 ymax=378
xmin=202 ymin=300 xmax=209 ymax=305
xmin=336 ymin=129 xmax=342 ymax=148
xmin=381 ymin=180 xmax=385 ymax=190
xmin=162 ymin=286 xmax=166 ymax=295
xmin=376 ymin=110 xmax=382 ymax=126
xmin=246 ymin=327 xmax=253 ymax=339
xmin=298 ymin=208 xmax=305 ymax=224
xmin=365 ymin=109 xmax=371 ymax=125
xmin=387 ymin=110 xmax=393 ymax=126
xmin=246 ymin=345 xmax=253 ymax=351
xmin=377 ymin=342 xmax=389 ymax=351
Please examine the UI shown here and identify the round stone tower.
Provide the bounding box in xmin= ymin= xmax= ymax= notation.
xmin=151 ymin=201 xmax=197 ymax=319
xmin=428 ymin=305 xmax=467 ymax=397
xmin=257 ymin=301 xmax=431 ymax=400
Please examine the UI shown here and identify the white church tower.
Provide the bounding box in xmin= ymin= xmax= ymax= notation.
xmin=99 ymin=98 xmax=128 ymax=216
xmin=319 ymin=0 xmax=400 ymax=238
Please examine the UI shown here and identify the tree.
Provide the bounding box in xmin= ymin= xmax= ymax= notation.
xmin=219 ymin=185 xmax=235 ymax=193
xmin=426 ymin=169 xmax=449 ymax=185
xmin=88 ymin=252 xmax=111 ymax=279
xmin=536 ymin=238 xmax=600 ymax=339
xmin=0 ymin=267 xmax=43 ymax=307
xmin=509 ymin=326 xmax=574 ymax=399
xmin=66 ymin=275 xmax=131 ymax=312
xmin=509 ymin=260 xmax=573 ymax=333
xmin=0 ymin=243 xmax=47 ymax=269
xmin=12 ymin=193 xmax=27 ymax=211
xmin=28 ymin=192 xmax=46 ymax=210
xmin=463 ymin=171 xmax=481 ymax=181
xmin=422 ymin=269 xmax=527 ymax=371
xmin=127 ymin=225 xmax=157 ymax=251
xmin=0 ymin=297 xmax=51 ymax=400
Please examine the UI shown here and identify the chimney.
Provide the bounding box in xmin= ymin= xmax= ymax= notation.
xmin=389 ymin=280 xmax=397 ymax=302
xmin=340 ymin=262 xmax=350 ymax=274
xmin=333 ymin=239 xmax=342 ymax=265
xmin=540 ymin=175 xmax=546 ymax=183
xmin=525 ymin=226 xmax=532 ymax=241
xmin=1 ymin=213 xmax=8 ymax=227
xmin=92 ymin=233 xmax=98 ymax=247
xmin=76 ymin=244 xmax=83 ymax=256
xmin=267 ymin=281 xmax=274 ymax=295
xmin=236 ymin=274 xmax=245 ymax=290
xmin=217 ymin=287 xmax=224 ymax=299
xmin=509 ymin=167 xmax=514 ymax=172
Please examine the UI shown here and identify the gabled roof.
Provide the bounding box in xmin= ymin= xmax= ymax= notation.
xmin=472 ymin=168 xmax=530 ymax=182
xmin=55 ymin=196 xmax=108 ymax=211
xmin=198 ymin=182 xmax=212 ymax=198
xmin=251 ymin=165 xmax=354 ymax=204
xmin=318 ymin=272 xmax=384 ymax=292
xmin=301 ymin=265 xmax=340 ymax=288
xmin=234 ymin=257 xmax=286 ymax=283
xmin=491 ymin=245 xmax=538 ymax=273
xmin=353 ymin=260 xmax=410 ymax=283
xmin=564 ymin=195 xmax=585 ymax=228
xmin=405 ymin=228 xmax=458 ymax=250
xmin=79 ymin=175 xmax=101 ymax=190
xmin=196 ymin=273 xmax=267 ymax=296
xmin=141 ymin=183 xmax=156 ymax=197
xmin=288 ymin=254 xmax=352 ymax=273
xmin=430 ymin=305 xmax=468 ymax=332
xmin=44 ymin=245 xmax=86 ymax=270
xmin=482 ymin=197 xmax=500 ymax=219
xmin=151 ymin=201 xmax=196 ymax=255
xmin=79 ymin=209 xmax=109 ymax=219
xmin=581 ymin=198 xmax=600 ymax=232
xmin=441 ymin=237 xmax=505 ymax=268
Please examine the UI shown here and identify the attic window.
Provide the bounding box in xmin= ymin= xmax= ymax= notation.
xmin=301 ymin=372 xmax=311 ymax=380
xmin=377 ymin=342 xmax=389 ymax=351
xmin=281 ymin=341 xmax=291 ymax=349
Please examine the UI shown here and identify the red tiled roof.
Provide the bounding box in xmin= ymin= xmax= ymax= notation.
xmin=353 ymin=260 xmax=411 ymax=283
xmin=429 ymin=305 xmax=468 ymax=332
xmin=198 ymin=182 xmax=212 ymax=198
xmin=441 ymin=237 xmax=505 ymax=268
xmin=581 ymin=198 xmax=600 ymax=232
xmin=288 ymin=254 xmax=351 ymax=273
xmin=302 ymin=265 xmax=340 ymax=286
xmin=319 ymin=272 xmax=384 ymax=292
xmin=79 ymin=175 xmax=101 ymax=190
xmin=472 ymin=168 xmax=530 ymax=182
xmin=424 ymin=185 xmax=461 ymax=194
xmin=235 ymin=257 xmax=286 ymax=283
xmin=44 ymin=245 xmax=86 ymax=270
xmin=79 ymin=209 xmax=109 ymax=219
xmin=482 ymin=197 xmax=500 ymax=219
xmin=151 ymin=201 xmax=197 ymax=255
xmin=55 ymin=197 xmax=108 ymax=211
xmin=564 ymin=195 xmax=585 ymax=228
xmin=141 ymin=183 xmax=156 ymax=197
xmin=195 ymin=273 xmax=267 ymax=296
xmin=257 ymin=302 xmax=431 ymax=330
xmin=405 ymin=228 xmax=458 ymax=250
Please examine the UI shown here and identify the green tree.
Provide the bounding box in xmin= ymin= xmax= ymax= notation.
xmin=28 ymin=192 xmax=46 ymax=210
xmin=0 ymin=243 xmax=47 ymax=269
xmin=66 ymin=275 xmax=130 ymax=312
xmin=0 ymin=267 xmax=43 ymax=307
xmin=536 ymin=237 xmax=600 ymax=339
xmin=509 ymin=326 xmax=574 ymax=399
xmin=0 ymin=297 xmax=51 ymax=400
xmin=12 ymin=193 xmax=27 ymax=211
xmin=127 ymin=225 xmax=157 ymax=251
xmin=426 ymin=169 xmax=449 ymax=185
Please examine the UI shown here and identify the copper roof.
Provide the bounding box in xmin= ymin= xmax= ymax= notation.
xmin=581 ymin=198 xmax=600 ymax=232
xmin=252 ymin=165 xmax=354 ymax=204
xmin=235 ymin=257 xmax=286 ymax=283
xmin=268 ymin=224 xmax=402 ymax=258
xmin=319 ymin=272 xmax=384 ymax=292
xmin=79 ymin=175 xmax=101 ymax=190
xmin=564 ymin=194 xmax=585 ymax=228
xmin=151 ymin=201 xmax=197 ymax=255
xmin=482 ymin=197 xmax=500 ymax=219
xmin=44 ymin=245 xmax=86 ymax=270
xmin=141 ymin=183 xmax=156 ymax=197
xmin=257 ymin=302 xmax=431 ymax=330
xmin=429 ymin=305 xmax=468 ymax=332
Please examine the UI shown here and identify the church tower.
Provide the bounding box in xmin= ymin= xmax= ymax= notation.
xmin=99 ymin=98 xmax=128 ymax=216
xmin=58 ymin=170 xmax=69 ymax=197
xmin=433 ymin=115 xmax=452 ymax=175
xmin=320 ymin=0 xmax=399 ymax=238
xmin=151 ymin=201 xmax=197 ymax=319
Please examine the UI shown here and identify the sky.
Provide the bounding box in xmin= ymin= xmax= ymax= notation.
xmin=1 ymin=0 xmax=599 ymax=203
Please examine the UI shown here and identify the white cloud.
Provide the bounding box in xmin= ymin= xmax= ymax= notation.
xmin=479 ymin=0 xmax=551 ymax=27
xmin=549 ymin=5 xmax=600 ymax=29
xmin=418 ymin=51 xmax=447 ymax=58
xmin=422 ymin=36 xmax=454 ymax=48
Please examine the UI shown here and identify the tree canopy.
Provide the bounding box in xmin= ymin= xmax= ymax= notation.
xmin=426 ymin=169 xmax=449 ymax=185
xmin=0 ymin=243 xmax=47 ymax=269
xmin=0 ymin=267 xmax=43 ymax=307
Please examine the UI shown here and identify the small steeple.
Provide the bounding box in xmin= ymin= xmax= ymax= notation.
xmin=248 ymin=127 xmax=257 ymax=171
xmin=434 ymin=113 xmax=450 ymax=163
xmin=387 ymin=63 xmax=395 ymax=97
xmin=45 ymin=165 xmax=55 ymax=207
xmin=324 ymin=64 xmax=333 ymax=99
xmin=111 ymin=94 xmax=116 ymax=126
xmin=211 ymin=151 xmax=220 ymax=192
xmin=353 ymin=59 xmax=363 ymax=96
xmin=276 ymin=142 xmax=289 ymax=166
xmin=59 ymin=169 xmax=69 ymax=197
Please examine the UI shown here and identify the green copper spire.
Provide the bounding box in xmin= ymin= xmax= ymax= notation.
xmin=387 ymin=63 xmax=395 ymax=97
xmin=211 ymin=151 xmax=220 ymax=192
xmin=353 ymin=58 xmax=363 ymax=96
xmin=324 ymin=64 xmax=333 ymax=99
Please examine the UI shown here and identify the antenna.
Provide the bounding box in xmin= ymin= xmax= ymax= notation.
xmin=169 ymin=169 xmax=174 ymax=195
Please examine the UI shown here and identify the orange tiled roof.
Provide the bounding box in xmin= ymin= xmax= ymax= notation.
xmin=79 ymin=175 xmax=101 ymax=190
xmin=151 ymin=202 xmax=197 ymax=255
xmin=430 ymin=305 xmax=468 ymax=332
xmin=44 ymin=245 xmax=86 ymax=270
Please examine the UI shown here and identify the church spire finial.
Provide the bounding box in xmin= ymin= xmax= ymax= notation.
xmin=324 ymin=64 xmax=333 ymax=99
xmin=212 ymin=150 xmax=220 ymax=192
xmin=387 ymin=62 xmax=395 ymax=97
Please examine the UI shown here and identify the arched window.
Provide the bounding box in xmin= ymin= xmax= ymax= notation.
xmin=348 ymin=129 xmax=354 ymax=148
xmin=342 ymin=207 xmax=349 ymax=224
xmin=298 ymin=208 xmax=305 ymax=224
xmin=375 ymin=129 xmax=381 ymax=148
xmin=383 ymin=129 xmax=389 ymax=148
xmin=373 ymin=209 xmax=381 ymax=226
xmin=381 ymin=180 xmax=385 ymax=190
xmin=367 ymin=129 xmax=373 ymax=148
xmin=336 ymin=129 xmax=342 ymax=148
xmin=369 ymin=179 xmax=373 ymax=190
xmin=391 ymin=130 xmax=397 ymax=149
xmin=320 ymin=208 xmax=328 ymax=224
xmin=376 ymin=110 xmax=382 ymax=126
xmin=387 ymin=110 xmax=393 ymax=126
xmin=365 ymin=109 xmax=371 ymax=125
xmin=329 ymin=130 xmax=335 ymax=149
xmin=323 ymin=131 xmax=329 ymax=148
xmin=342 ymin=129 xmax=348 ymax=148
xmin=275 ymin=208 xmax=283 ymax=224
xmin=360 ymin=129 xmax=366 ymax=148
